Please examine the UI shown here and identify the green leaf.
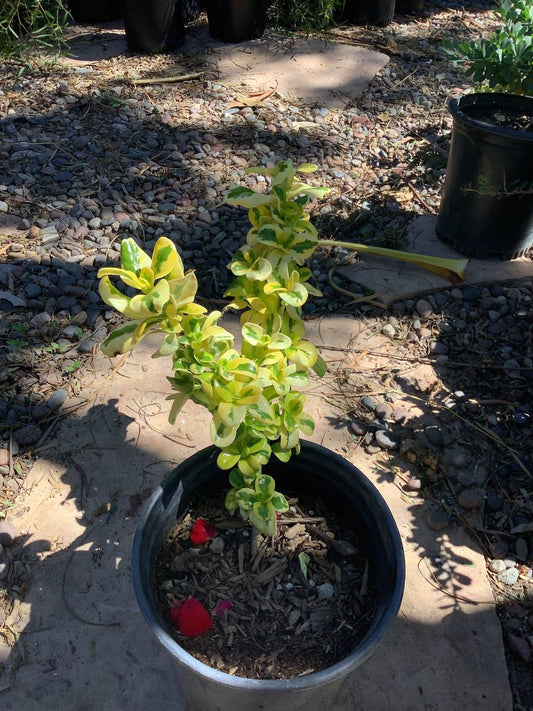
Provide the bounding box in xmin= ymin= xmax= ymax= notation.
xmin=298 ymin=552 xmax=310 ymax=578
xmin=311 ymin=354 xmax=328 ymax=377
xmin=100 ymin=320 xmax=146 ymax=357
xmin=151 ymin=237 xmax=178 ymax=280
xmin=120 ymin=238 xmax=150 ymax=273
xmin=249 ymin=501 xmax=276 ymax=536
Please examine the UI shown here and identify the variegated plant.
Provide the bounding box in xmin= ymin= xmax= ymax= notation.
xmin=98 ymin=160 xmax=329 ymax=536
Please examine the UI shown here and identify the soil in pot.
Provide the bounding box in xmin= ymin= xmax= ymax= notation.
xmin=153 ymin=489 xmax=375 ymax=680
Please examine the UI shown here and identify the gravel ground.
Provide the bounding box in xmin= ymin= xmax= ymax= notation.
xmin=0 ymin=0 xmax=532 ymax=707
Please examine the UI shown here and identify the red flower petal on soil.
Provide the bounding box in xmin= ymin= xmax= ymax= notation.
xmin=212 ymin=600 xmax=233 ymax=617
xmin=176 ymin=596 xmax=213 ymax=637
xmin=190 ymin=518 xmax=217 ymax=545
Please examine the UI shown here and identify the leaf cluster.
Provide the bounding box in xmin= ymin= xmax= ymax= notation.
xmin=268 ymin=0 xmax=345 ymax=32
xmin=442 ymin=0 xmax=533 ymax=95
xmin=0 ymin=0 xmax=70 ymax=60
xmin=98 ymin=161 xmax=330 ymax=536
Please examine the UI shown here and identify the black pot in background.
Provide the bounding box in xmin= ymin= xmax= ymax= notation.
xmin=343 ymin=0 xmax=396 ymax=27
xmin=121 ymin=0 xmax=185 ymax=52
xmin=395 ymin=0 xmax=424 ymax=12
xmin=206 ymin=0 xmax=266 ymax=43
xmin=132 ymin=442 xmax=405 ymax=711
xmin=67 ymin=0 xmax=122 ymax=22
xmin=436 ymin=93 xmax=533 ymax=260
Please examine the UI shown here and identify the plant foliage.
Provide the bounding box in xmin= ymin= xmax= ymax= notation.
xmin=442 ymin=0 xmax=533 ymax=95
xmin=0 ymin=0 xmax=70 ymax=59
xmin=268 ymin=0 xmax=344 ymax=32
xmin=98 ymin=161 xmax=330 ymax=536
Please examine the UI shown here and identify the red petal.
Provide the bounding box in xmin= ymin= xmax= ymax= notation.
xmin=212 ymin=600 xmax=233 ymax=617
xmin=190 ymin=518 xmax=217 ymax=545
xmin=177 ymin=596 xmax=213 ymax=637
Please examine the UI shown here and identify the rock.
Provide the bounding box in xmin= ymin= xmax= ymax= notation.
xmin=14 ymin=424 xmax=42 ymax=446
xmin=415 ymin=298 xmax=433 ymax=317
xmin=375 ymin=430 xmax=400 ymax=451
xmin=0 ymin=449 xmax=8 ymax=467
xmin=426 ymin=508 xmax=450 ymax=531
xmin=0 ymin=521 xmax=18 ymax=546
xmin=47 ymin=388 xmax=68 ymax=410
xmin=381 ymin=323 xmax=396 ymax=338
xmin=375 ymin=402 xmax=393 ymax=420
xmin=457 ymin=488 xmax=484 ymax=510
xmin=424 ymin=425 xmax=443 ymax=449
xmin=316 ymin=582 xmax=335 ymax=600
xmin=498 ymin=567 xmax=519 ymax=586
xmin=489 ymin=559 xmax=506 ymax=574
xmin=405 ymin=477 xmax=422 ymax=492
xmin=350 ymin=420 xmax=367 ymax=437
xmin=507 ymin=633 xmax=531 ymax=664
xmin=209 ymin=537 xmax=224 ymax=553
xmin=361 ymin=396 xmax=376 ymax=412
xmin=457 ymin=472 xmax=477 ymax=488
xmin=392 ymin=406 xmax=408 ymax=423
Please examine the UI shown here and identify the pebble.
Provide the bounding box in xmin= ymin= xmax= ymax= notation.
xmin=424 ymin=425 xmax=443 ymax=449
xmin=350 ymin=420 xmax=367 ymax=437
xmin=498 ymin=567 xmax=519 ymax=586
xmin=0 ymin=521 xmax=17 ymax=546
xmin=361 ymin=396 xmax=376 ymax=412
xmin=0 ymin=449 xmax=8 ymax=467
xmin=457 ymin=488 xmax=484 ymax=510
xmin=381 ymin=323 xmax=396 ymax=338
xmin=404 ymin=477 xmax=422 ymax=492
xmin=316 ymin=582 xmax=335 ymax=600
xmin=426 ymin=508 xmax=449 ymax=531
xmin=489 ymin=559 xmax=506 ymax=574
xmin=47 ymin=388 xmax=67 ymax=410
xmin=415 ymin=299 xmax=433 ymax=318
xmin=375 ymin=430 xmax=400 ymax=450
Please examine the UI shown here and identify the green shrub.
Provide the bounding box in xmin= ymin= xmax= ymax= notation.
xmin=268 ymin=0 xmax=344 ymax=32
xmin=442 ymin=0 xmax=533 ymax=95
xmin=1 ymin=0 xmax=71 ymax=59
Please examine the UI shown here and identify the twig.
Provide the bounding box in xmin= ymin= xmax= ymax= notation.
xmin=130 ymin=71 xmax=205 ymax=86
xmin=327 ymin=266 xmax=388 ymax=308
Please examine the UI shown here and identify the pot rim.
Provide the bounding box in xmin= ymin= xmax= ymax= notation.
xmin=132 ymin=441 xmax=405 ymax=690
xmin=449 ymin=92 xmax=533 ymax=143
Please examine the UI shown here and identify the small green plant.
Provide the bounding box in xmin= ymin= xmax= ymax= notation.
xmin=442 ymin=0 xmax=533 ymax=95
xmin=268 ymin=0 xmax=344 ymax=32
xmin=64 ymin=360 xmax=82 ymax=373
xmin=1 ymin=0 xmax=71 ymax=60
xmin=7 ymin=338 xmax=29 ymax=348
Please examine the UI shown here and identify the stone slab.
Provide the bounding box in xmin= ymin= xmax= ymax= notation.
xmin=58 ymin=23 xmax=388 ymax=107
xmin=339 ymin=215 xmax=533 ymax=306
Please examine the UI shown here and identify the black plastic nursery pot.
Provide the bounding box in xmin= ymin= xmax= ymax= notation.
xmin=120 ymin=0 xmax=185 ymax=53
xmin=343 ymin=0 xmax=396 ymax=27
xmin=132 ymin=441 xmax=405 ymax=711
xmin=67 ymin=0 xmax=122 ymax=22
xmin=436 ymin=93 xmax=533 ymax=260
xmin=206 ymin=0 xmax=266 ymax=43
xmin=395 ymin=0 xmax=424 ymax=12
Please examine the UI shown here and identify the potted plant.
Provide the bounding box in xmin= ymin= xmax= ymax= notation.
xmin=437 ymin=0 xmax=533 ymax=259
xmin=97 ymin=160 xmax=405 ymax=710
xmin=341 ymin=0 xmax=396 ymax=27
xmin=120 ymin=0 xmax=185 ymax=52
xmin=206 ymin=0 xmax=266 ymax=43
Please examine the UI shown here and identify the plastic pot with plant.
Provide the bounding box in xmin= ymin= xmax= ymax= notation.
xmin=437 ymin=0 xmax=533 ymax=259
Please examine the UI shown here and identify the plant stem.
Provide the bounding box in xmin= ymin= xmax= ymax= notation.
xmin=319 ymin=239 xmax=468 ymax=282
